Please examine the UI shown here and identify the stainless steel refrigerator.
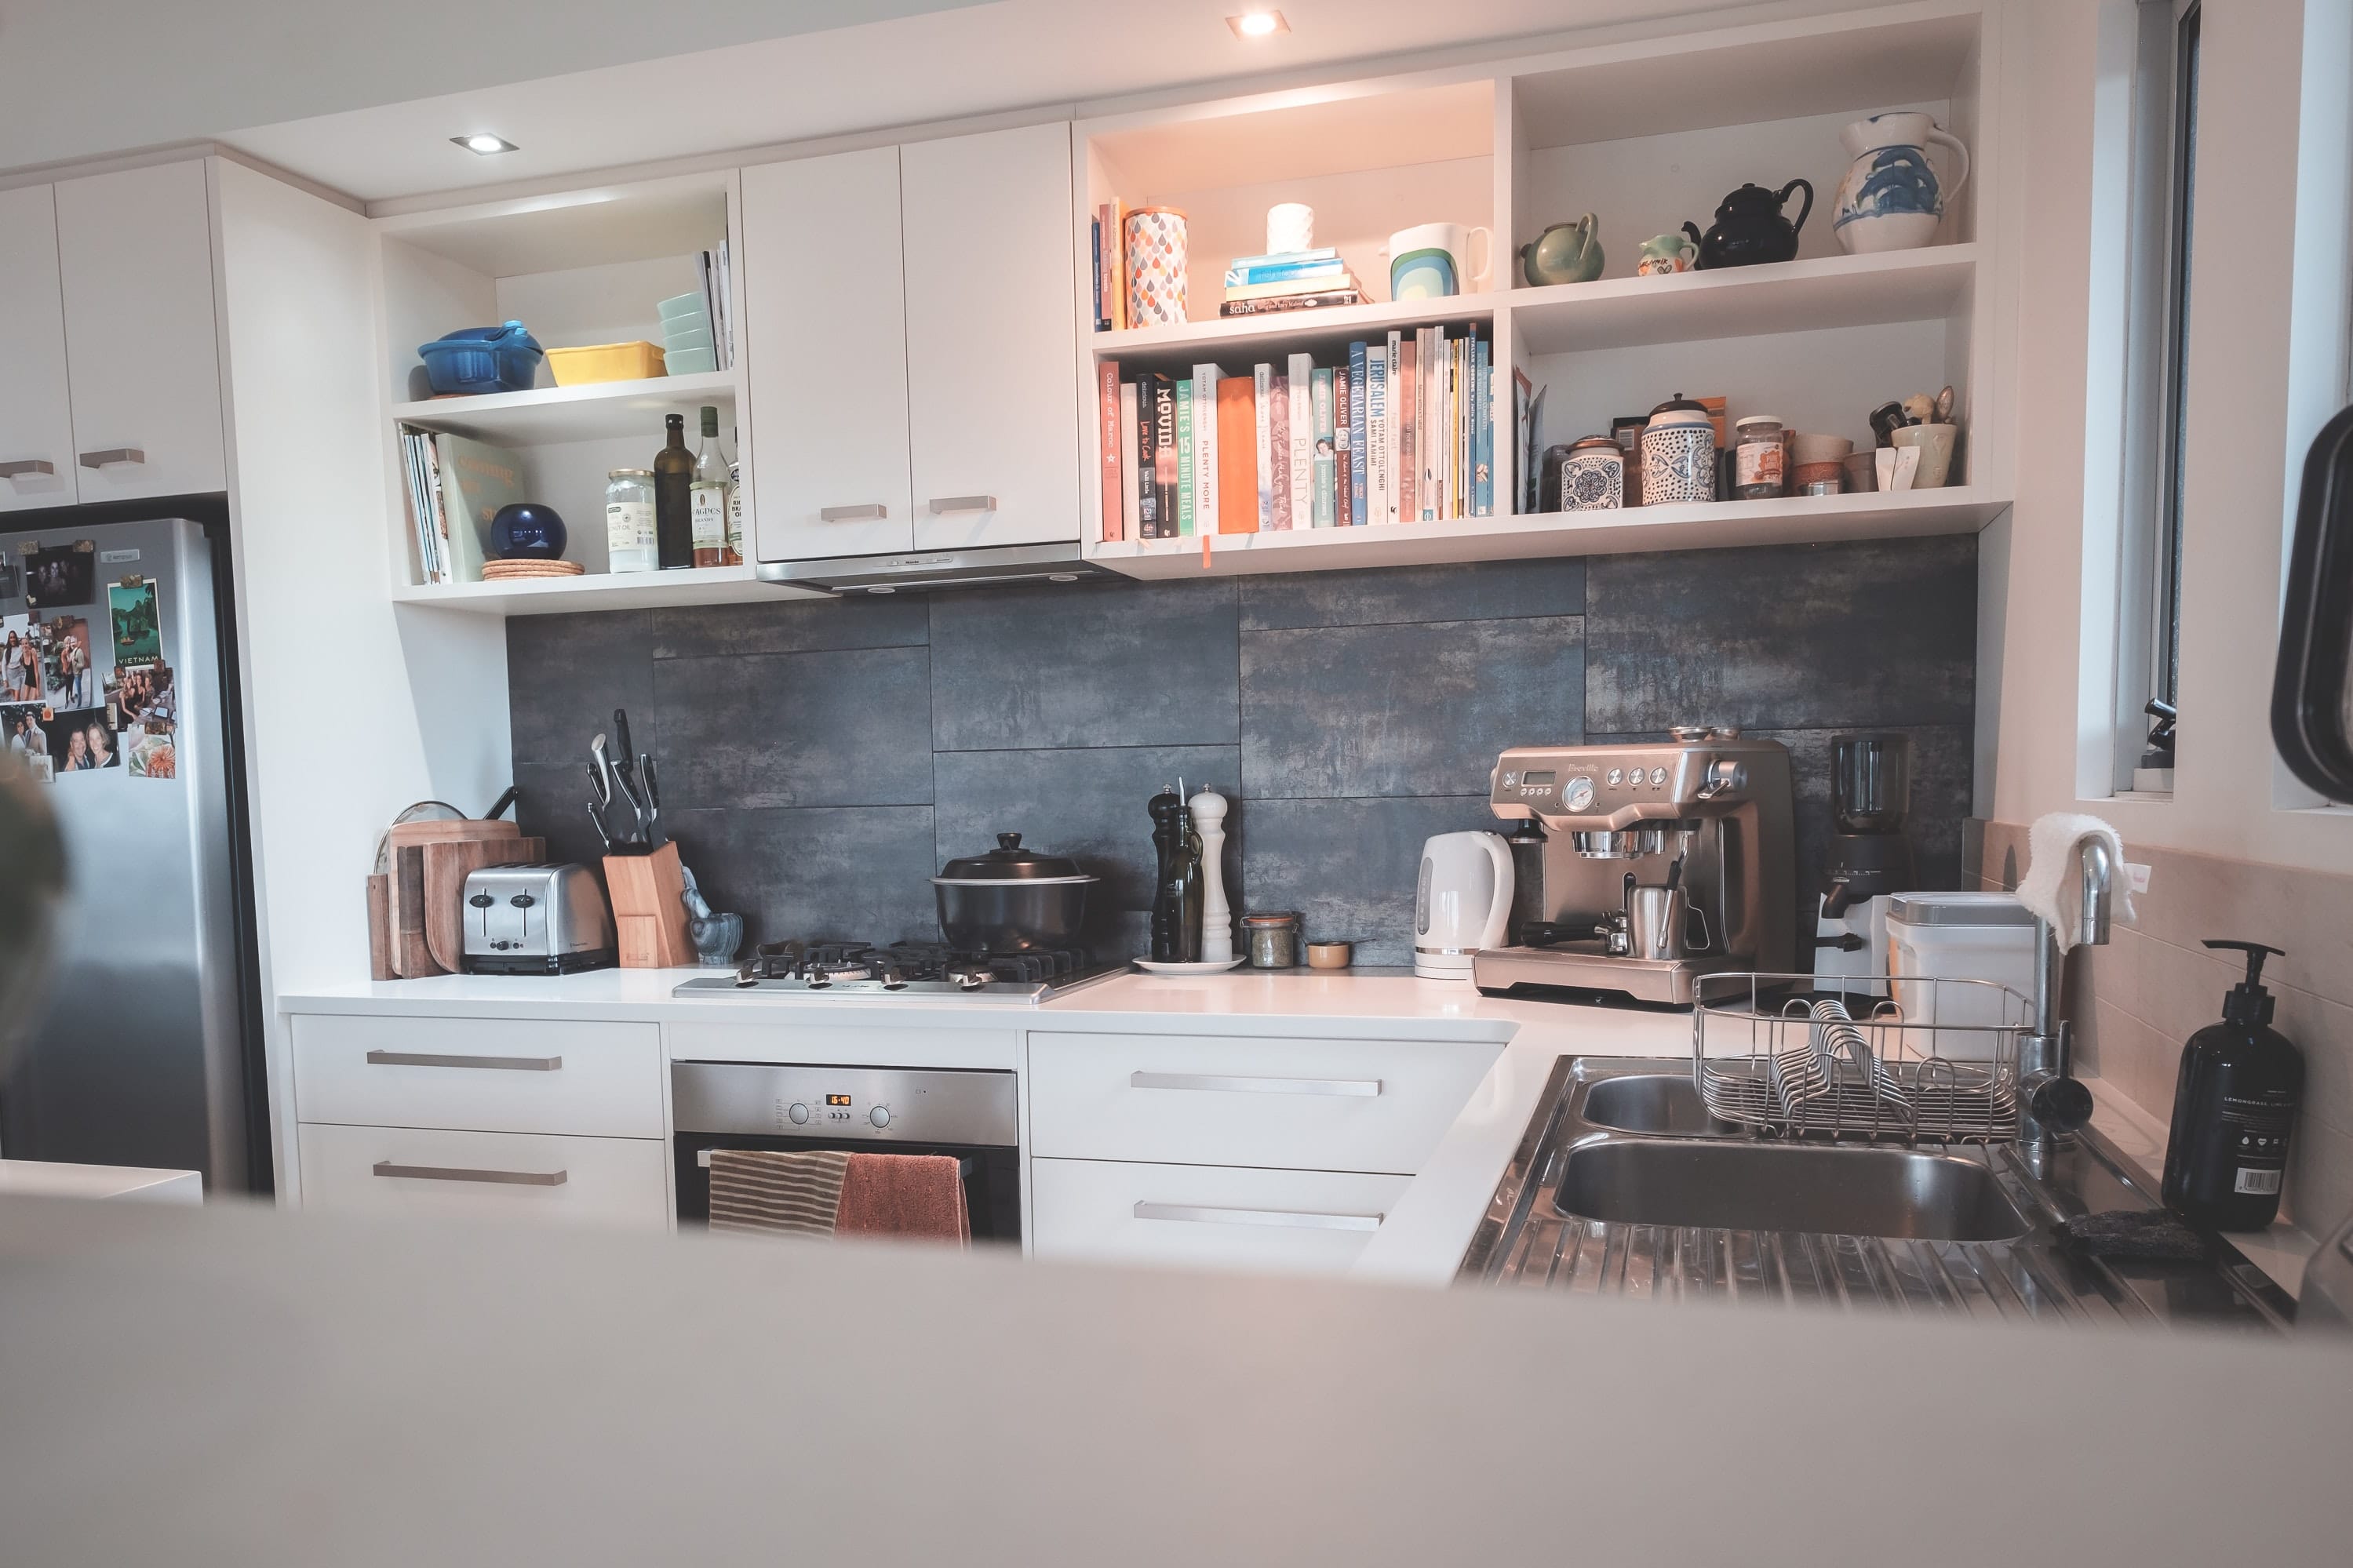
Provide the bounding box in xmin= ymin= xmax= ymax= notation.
xmin=1 ymin=506 xmax=262 ymax=1192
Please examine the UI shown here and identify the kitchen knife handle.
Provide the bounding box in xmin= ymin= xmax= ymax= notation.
xmin=366 ymin=1050 xmax=562 ymax=1071
xmin=1132 ymin=1201 xmax=1382 ymax=1231
xmin=1129 ymin=1071 xmax=1380 ymax=1097
xmin=372 ymin=1161 xmax=567 ymax=1186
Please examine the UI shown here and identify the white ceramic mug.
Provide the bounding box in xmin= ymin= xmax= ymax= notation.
xmin=1266 ymin=202 xmax=1316 ymax=255
xmin=1386 ymin=222 xmax=1492 ymax=300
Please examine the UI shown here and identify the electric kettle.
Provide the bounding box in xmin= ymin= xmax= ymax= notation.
xmin=1414 ymin=831 xmax=1515 ymax=980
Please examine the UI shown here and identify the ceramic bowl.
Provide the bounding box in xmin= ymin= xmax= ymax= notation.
xmin=1891 ymin=423 xmax=1958 ymax=487
xmin=1790 ymin=433 xmax=1854 ymax=467
xmin=1792 ymin=460 xmax=1845 ymax=492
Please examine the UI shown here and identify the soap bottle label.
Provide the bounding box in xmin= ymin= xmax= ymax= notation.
xmin=2220 ymin=1091 xmax=2295 ymax=1193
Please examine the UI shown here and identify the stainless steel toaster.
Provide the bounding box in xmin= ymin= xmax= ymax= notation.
xmin=461 ymin=863 xmax=616 ymax=975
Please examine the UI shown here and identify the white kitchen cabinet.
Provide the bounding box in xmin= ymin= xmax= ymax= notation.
xmin=1032 ymin=1157 xmax=1409 ymax=1277
xmin=53 ymin=161 xmax=227 ymax=501
xmin=292 ymin=1015 xmax=664 ymax=1141
xmin=0 ymin=184 xmax=79 ymax=512
xmin=742 ymin=145 xmax=916 ymax=561
xmin=297 ymin=1122 xmax=669 ymax=1230
xmin=1027 ymin=1031 xmax=1497 ymax=1176
xmin=899 ymin=122 xmax=1081 ymax=551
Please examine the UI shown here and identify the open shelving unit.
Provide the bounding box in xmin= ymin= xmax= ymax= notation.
xmin=1072 ymin=0 xmax=2007 ymax=579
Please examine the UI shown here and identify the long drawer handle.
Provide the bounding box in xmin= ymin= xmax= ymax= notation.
xmin=819 ymin=503 xmax=889 ymax=521
xmin=927 ymin=494 xmax=999 ymax=514
xmin=366 ymin=1050 xmax=561 ymax=1071
xmin=0 ymin=459 xmax=56 ymax=479
xmin=1129 ymin=1071 xmax=1380 ymax=1097
xmin=78 ymin=447 xmax=146 ymax=470
xmin=1133 ymin=1201 xmax=1382 ymax=1232
xmin=372 ymin=1160 xmax=567 ymax=1187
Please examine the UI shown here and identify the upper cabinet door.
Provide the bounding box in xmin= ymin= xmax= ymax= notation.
xmin=900 ymin=123 xmax=1082 ymax=551
xmin=741 ymin=146 xmax=916 ymax=562
xmin=0 ymin=185 xmax=79 ymax=512
xmin=54 ymin=161 xmax=226 ymax=501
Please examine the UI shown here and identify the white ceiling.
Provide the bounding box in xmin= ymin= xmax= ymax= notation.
xmin=3 ymin=0 xmax=1776 ymax=205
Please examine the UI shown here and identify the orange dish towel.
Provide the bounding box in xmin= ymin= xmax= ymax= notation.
xmin=836 ymin=1152 xmax=970 ymax=1245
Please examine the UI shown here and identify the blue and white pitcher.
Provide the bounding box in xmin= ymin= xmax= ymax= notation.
xmin=1832 ymin=112 xmax=1970 ymax=253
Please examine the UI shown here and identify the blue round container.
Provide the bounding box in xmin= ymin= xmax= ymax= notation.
xmin=489 ymin=503 xmax=566 ymax=561
xmin=417 ymin=321 xmax=543 ymax=396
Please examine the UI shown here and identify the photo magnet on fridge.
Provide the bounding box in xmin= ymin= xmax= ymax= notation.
xmin=2 ymin=701 xmax=44 ymax=766
xmin=48 ymin=706 xmax=118 ymax=773
xmin=2 ymin=614 xmax=41 ymax=703
xmin=23 ymin=541 xmax=96 ymax=609
xmin=40 ymin=615 xmax=93 ymax=709
xmin=108 ymin=577 xmax=162 ymax=665
xmin=107 ymin=661 xmax=173 ymax=737
xmin=0 ymin=558 xmax=19 ymax=602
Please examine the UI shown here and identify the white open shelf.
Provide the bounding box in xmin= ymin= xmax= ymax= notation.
xmin=391 ymin=369 xmax=739 ymax=445
xmin=1091 ymin=486 xmax=2007 ymax=580
xmin=1093 ymin=290 xmax=1499 ymax=360
xmin=391 ymin=563 xmax=819 ymax=616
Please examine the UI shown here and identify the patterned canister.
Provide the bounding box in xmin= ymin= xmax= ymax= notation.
xmin=1124 ymin=206 xmax=1189 ymax=328
xmin=1561 ymin=435 xmax=1625 ymax=511
xmin=1640 ymin=396 xmax=1718 ymax=505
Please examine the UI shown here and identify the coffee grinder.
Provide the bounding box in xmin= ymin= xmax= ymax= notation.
xmin=1814 ymin=732 xmax=1914 ymax=979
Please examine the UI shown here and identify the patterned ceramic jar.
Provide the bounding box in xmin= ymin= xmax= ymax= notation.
xmin=1640 ymin=398 xmax=1717 ymax=505
xmin=1561 ymin=435 xmax=1625 ymax=511
xmin=1124 ymin=207 xmax=1189 ymax=327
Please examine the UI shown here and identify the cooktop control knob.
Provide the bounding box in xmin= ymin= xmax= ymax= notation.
xmin=787 ymin=1102 xmax=810 ymax=1125
xmin=1564 ymin=776 xmax=1597 ymax=812
xmin=869 ymin=1105 xmax=892 ymax=1129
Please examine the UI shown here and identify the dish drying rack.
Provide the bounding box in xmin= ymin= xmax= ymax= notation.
xmin=1691 ymin=973 xmax=2032 ymax=1143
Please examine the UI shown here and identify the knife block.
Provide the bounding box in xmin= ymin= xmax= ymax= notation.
xmin=603 ymin=842 xmax=696 ymax=968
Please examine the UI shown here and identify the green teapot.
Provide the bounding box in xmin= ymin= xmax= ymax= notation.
xmin=1520 ymin=213 xmax=1604 ymax=286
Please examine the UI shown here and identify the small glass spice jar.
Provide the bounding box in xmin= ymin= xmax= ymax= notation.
xmin=1242 ymin=911 xmax=1301 ymax=969
xmin=1732 ymin=415 xmax=1787 ymax=500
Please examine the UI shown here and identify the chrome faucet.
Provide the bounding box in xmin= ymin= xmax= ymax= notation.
xmin=2017 ymin=842 xmax=2107 ymax=1172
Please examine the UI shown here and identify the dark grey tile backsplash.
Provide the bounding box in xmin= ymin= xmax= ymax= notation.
xmin=509 ymin=536 xmax=1977 ymax=966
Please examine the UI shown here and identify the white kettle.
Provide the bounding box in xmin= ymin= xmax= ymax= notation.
xmin=1414 ymin=831 xmax=1514 ymax=980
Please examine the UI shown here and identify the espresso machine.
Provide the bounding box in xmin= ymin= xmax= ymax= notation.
xmin=1813 ymin=732 xmax=1914 ymax=980
xmin=1473 ymin=729 xmax=1795 ymax=1006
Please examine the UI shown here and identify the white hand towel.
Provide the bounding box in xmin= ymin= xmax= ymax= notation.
xmin=2017 ymin=813 xmax=2134 ymax=951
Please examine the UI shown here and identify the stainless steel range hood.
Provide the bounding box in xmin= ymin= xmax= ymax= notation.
xmin=756 ymin=542 xmax=1112 ymax=595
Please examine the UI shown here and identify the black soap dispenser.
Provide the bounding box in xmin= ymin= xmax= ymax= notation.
xmin=2161 ymin=940 xmax=2304 ymax=1230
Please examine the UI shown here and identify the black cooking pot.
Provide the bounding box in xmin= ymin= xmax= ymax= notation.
xmin=931 ymin=832 xmax=1098 ymax=951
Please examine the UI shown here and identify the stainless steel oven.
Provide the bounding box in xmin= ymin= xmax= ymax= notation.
xmin=670 ymin=1061 xmax=1021 ymax=1242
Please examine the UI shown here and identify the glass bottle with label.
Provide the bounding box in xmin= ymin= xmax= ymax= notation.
xmin=725 ymin=457 xmax=744 ymax=566
xmin=689 ymin=406 xmax=731 ymax=569
xmin=605 ymin=469 xmax=658 ymax=574
xmin=654 ymin=413 xmax=694 ymax=569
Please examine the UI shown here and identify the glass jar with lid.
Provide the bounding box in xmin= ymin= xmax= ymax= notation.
xmin=1732 ymin=415 xmax=1787 ymax=500
xmin=606 ymin=469 xmax=658 ymax=574
xmin=1242 ymin=911 xmax=1301 ymax=969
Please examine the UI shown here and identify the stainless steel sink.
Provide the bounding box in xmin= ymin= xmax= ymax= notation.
xmin=1553 ymin=1139 xmax=2031 ymax=1242
xmin=1576 ymin=1073 xmax=1739 ymax=1137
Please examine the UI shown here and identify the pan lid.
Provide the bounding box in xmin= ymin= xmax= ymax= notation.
xmin=938 ymin=831 xmax=1087 ymax=882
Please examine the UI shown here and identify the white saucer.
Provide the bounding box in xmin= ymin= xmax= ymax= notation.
xmin=1132 ymin=957 xmax=1249 ymax=974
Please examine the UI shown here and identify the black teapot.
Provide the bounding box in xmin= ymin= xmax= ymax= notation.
xmin=1681 ymin=179 xmax=1813 ymax=270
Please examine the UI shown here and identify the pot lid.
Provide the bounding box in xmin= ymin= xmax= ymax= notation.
xmin=1568 ymin=434 xmax=1621 ymax=452
xmin=1648 ymin=394 xmax=1711 ymax=421
xmin=938 ymin=831 xmax=1084 ymax=881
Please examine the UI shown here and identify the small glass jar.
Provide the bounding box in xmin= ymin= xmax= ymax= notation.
xmin=606 ymin=469 xmax=658 ymax=574
xmin=1242 ymin=911 xmax=1301 ymax=969
xmin=1732 ymin=416 xmax=1786 ymax=500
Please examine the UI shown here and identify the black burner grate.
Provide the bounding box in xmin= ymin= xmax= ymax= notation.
xmin=745 ymin=939 xmax=1090 ymax=984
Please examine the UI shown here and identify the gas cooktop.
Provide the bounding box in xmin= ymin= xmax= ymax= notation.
xmin=672 ymin=940 xmax=1128 ymax=1003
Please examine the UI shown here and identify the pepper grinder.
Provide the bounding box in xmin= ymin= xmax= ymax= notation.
xmin=1149 ymin=784 xmax=1186 ymax=962
xmin=1189 ymin=787 xmax=1233 ymax=962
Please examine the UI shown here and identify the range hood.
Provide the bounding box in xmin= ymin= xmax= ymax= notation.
xmin=756 ymin=542 xmax=1112 ymax=595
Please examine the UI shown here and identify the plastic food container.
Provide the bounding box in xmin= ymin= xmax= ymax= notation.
xmin=417 ymin=321 xmax=542 ymax=396
xmin=656 ymin=290 xmax=708 ymax=323
xmin=661 ymin=346 xmax=717 ymax=375
xmin=545 ymin=340 xmax=667 ymax=387
xmin=1885 ymin=891 xmax=2038 ymax=1058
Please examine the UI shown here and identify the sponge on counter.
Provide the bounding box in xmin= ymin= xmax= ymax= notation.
xmin=2055 ymin=1208 xmax=2216 ymax=1264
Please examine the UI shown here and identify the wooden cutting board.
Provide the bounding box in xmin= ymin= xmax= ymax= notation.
xmin=422 ymin=836 xmax=545 ymax=975
xmin=383 ymin=819 xmax=523 ymax=974
xmin=365 ymin=873 xmax=394 ymax=982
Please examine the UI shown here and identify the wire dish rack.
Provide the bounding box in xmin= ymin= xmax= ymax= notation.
xmin=1691 ymin=973 xmax=2031 ymax=1143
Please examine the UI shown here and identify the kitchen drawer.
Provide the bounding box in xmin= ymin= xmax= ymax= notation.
xmin=1030 ymin=1157 xmax=1408 ymax=1277
xmin=1026 ymin=1032 xmax=1496 ymax=1175
xmin=293 ymin=1015 xmax=662 ymax=1138
xmin=297 ymin=1122 xmax=667 ymax=1230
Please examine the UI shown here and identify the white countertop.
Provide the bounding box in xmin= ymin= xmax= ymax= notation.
xmin=0 ymin=1159 xmax=203 ymax=1204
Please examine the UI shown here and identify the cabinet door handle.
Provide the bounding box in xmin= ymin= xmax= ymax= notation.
xmin=1133 ymin=1201 xmax=1382 ymax=1232
xmin=819 ymin=504 xmax=889 ymax=521
xmin=372 ymin=1160 xmax=567 ymax=1187
xmin=78 ymin=447 xmax=146 ymax=470
xmin=927 ymin=495 xmax=999 ymax=515
xmin=1129 ymin=1071 xmax=1380 ymax=1097
xmin=365 ymin=1049 xmax=562 ymax=1071
xmin=0 ymin=459 xmax=56 ymax=479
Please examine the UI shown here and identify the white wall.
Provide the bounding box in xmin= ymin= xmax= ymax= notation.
xmin=1985 ymin=0 xmax=2353 ymax=876
xmin=210 ymin=158 xmax=510 ymax=1195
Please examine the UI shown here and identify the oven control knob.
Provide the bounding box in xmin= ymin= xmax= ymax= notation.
xmin=1564 ymin=776 xmax=1597 ymax=812
xmin=787 ymin=1102 xmax=810 ymax=1125
xmin=869 ymin=1105 xmax=891 ymax=1129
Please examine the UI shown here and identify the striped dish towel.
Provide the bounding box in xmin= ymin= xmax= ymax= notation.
xmin=707 ymin=1148 xmax=851 ymax=1237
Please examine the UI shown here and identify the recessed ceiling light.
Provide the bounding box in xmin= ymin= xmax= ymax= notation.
xmin=1227 ymin=11 xmax=1289 ymax=39
xmin=453 ymin=133 xmax=518 ymax=155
